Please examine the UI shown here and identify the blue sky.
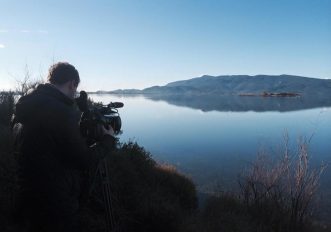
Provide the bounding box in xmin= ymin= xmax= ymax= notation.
xmin=0 ymin=0 xmax=330 ymax=91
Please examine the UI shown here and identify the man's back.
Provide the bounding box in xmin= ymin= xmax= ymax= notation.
xmin=12 ymin=83 xmax=115 ymax=232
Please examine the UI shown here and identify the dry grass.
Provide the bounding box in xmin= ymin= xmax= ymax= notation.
xmin=238 ymin=133 xmax=327 ymax=231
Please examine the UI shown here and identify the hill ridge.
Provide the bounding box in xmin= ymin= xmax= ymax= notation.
xmin=107 ymin=74 xmax=331 ymax=97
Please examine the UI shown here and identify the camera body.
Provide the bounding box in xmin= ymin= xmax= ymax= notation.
xmin=76 ymin=91 xmax=123 ymax=144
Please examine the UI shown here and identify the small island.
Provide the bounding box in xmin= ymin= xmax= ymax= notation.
xmin=239 ymin=92 xmax=301 ymax=97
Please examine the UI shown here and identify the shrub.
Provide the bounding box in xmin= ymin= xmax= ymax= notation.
xmin=0 ymin=92 xmax=15 ymax=126
xmin=238 ymin=134 xmax=326 ymax=231
xmin=86 ymin=141 xmax=198 ymax=232
xmin=0 ymin=92 xmax=18 ymax=232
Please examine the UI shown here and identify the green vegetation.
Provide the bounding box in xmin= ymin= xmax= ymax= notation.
xmin=83 ymin=141 xmax=197 ymax=232
xmin=0 ymin=91 xmax=18 ymax=232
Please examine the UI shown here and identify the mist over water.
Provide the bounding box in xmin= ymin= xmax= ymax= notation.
xmin=90 ymin=94 xmax=331 ymax=193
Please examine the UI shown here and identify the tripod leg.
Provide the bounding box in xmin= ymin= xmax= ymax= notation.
xmin=100 ymin=159 xmax=116 ymax=232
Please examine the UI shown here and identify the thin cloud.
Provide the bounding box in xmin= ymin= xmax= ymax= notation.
xmin=0 ymin=29 xmax=49 ymax=34
xmin=37 ymin=30 xmax=49 ymax=34
xmin=0 ymin=44 xmax=5 ymax=48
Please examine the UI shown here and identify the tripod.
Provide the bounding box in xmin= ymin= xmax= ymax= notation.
xmin=89 ymin=158 xmax=118 ymax=232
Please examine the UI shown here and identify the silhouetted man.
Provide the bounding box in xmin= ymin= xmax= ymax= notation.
xmin=12 ymin=62 xmax=115 ymax=232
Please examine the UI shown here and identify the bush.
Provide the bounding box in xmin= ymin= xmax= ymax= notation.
xmin=238 ymin=135 xmax=326 ymax=231
xmin=0 ymin=92 xmax=15 ymax=126
xmin=0 ymin=92 xmax=18 ymax=232
xmin=198 ymin=193 xmax=253 ymax=232
xmin=86 ymin=141 xmax=198 ymax=232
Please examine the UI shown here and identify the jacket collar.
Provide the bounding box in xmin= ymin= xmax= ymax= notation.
xmin=36 ymin=83 xmax=74 ymax=106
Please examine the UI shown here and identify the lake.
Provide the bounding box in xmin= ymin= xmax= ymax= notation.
xmin=90 ymin=94 xmax=331 ymax=216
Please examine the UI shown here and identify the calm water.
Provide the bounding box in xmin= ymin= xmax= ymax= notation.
xmin=90 ymin=94 xmax=331 ymax=193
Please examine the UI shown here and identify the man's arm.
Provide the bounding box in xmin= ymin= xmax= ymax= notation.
xmin=53 ymin=110 xmax=116 ymax=170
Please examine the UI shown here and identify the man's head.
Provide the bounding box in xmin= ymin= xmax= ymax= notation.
xmin=47 ymin=62 xmax=80 ymax=99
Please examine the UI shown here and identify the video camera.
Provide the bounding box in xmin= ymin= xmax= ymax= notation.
xmin=75 ymin=91 xmax=124 ymax=144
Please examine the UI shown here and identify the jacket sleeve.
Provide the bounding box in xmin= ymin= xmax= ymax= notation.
xmin=51 ymin=109 xmax=116 ymax=171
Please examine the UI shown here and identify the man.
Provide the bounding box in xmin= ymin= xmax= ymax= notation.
xmin=12 ymin=62 xmax=115 ymax=232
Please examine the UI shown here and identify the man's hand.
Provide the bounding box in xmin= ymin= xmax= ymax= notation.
xmin=99 ymin=124 xmax=115 ymax=137
xmin=97 ymin=124 xmax=115 ymax=138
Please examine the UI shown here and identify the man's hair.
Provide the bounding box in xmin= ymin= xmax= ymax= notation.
xmin=47 ymin=62 xmax=80 ymax=86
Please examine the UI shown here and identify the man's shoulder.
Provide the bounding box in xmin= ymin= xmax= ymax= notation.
xmin=32 ymin=84 xmax=74 ymax=111
xmin=15 ymin=84 xmax=76 ymax=124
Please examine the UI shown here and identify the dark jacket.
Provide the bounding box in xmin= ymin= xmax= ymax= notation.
xmin=12 ymin=84 xmax=115 ymax=222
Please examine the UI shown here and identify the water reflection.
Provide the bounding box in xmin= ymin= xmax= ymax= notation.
xmin=144 ymin=94 xmax=331 ymax=112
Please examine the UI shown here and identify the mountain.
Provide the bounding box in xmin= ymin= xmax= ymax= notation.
xmin=108 ymin=75 xmax=331 ymax=97
xmin=106 ymin=89 xmax=142 ymax=94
